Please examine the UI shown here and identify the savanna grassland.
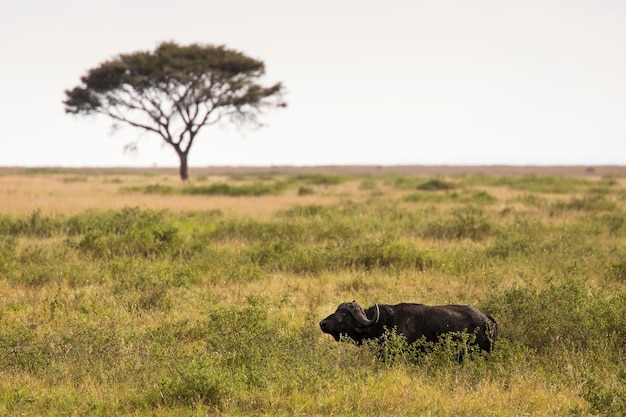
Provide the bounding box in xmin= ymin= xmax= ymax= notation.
xmin=1 ymin=166 xmax=625 ymax=416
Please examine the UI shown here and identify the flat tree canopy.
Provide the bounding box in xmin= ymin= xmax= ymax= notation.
xmin=64 ymin=42 xmax=286 ymax=180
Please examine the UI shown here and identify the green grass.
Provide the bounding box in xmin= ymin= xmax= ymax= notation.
xmin=460 ymin=174 xmax=596 ymax=193
xmin=121 ymin=180 xmax=289 ymax=196
xmin=0 ymin=173 xmax=625 ymax=415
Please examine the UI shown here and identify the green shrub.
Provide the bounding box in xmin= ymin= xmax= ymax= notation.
xmin=0 ymin=210 xmax=66 ymax=237
xmin=391 ymin=176 xmax=434 ymax=190
xmin=0 ymin=326 xmax=49 ymax=373
xmin=143 ymin=183 xmax=176 ymax=194
xmin=324 ymin=238 xmax=434 ymax=272
xmin=404 ymin=190 xmax=496 ymax=205
xmin=184 ymin=181 xmax=288 ymax=196
xmin=121 ymin=181 xmax=288 ymax=196
xmin=417 ymin=178 xmax=457 ymax=191
xmin=291 ymin=174 xmax=344 ymax=185
xmin=403 ymin=191 xmax=460 ymax=203
xmin=147 ymin=358 xmax=228 ymax=409
xmin=247 ymin=240 xmax=311 ymax=273
xmin=0 ymin=236 xmax=17 ymax=272
xmin=356 ymin=328 xmax=488 ymax=369
xmin=298 ymin=186 xmax=314 ymax=195
xmin=359 ymin=179 xmax=378 ymax=190
xmin=60 ymin=175 xmax=88 ymax=183
xmin=421 ymin=207 xmax=494 ymax=240
xmin=599 ymin=213 xmax=626 ymax=235
xmin=609 ymin=259 xmax=626 ymax=281
xmin=2 ymin=241 xmax=103 ymax=288
xmin=484 ymin=279 xmax=626 ymax=357
xmin=509 ymin=193 xmax=548 ymax=208
xmin=468 ymin=190 xmax=497 ymax=204
xmin=551 ymin=195 xmax=618 ymax=213
xmin=72 ymin=208 xmax=182 ymax=259
xmin=77 ymin=227 xmax=180 ymax=259
xmin=489 ymin=175 xmax=589 ymax=193
xmin=486 ymin=219 xmax=547 ymax=258
xmin=280 ymin=204 xmax=337 ymax=219
xmin=582 ymin=376 xmax=626 ymax=416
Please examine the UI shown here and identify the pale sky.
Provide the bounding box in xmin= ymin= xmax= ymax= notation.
xmin=2 ymin=0 xmax=625 ymax=167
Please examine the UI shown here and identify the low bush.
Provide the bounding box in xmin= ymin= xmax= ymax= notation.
xmin=421 ymin=206 xmax=494 ymax=240
xmin=70 ymin=208 xmax=182 ymax=259
xmin=0 ymin=210 xmax=66 ymax=237
xmin=551 ymin=194 xmax=618 ymax=213
xmin=465 ymin=175 xmax=591 ymax=193
xmin=290 ymin=174 xmax=344 ymax=186
xmin=121 ymin=181 xmax=288 ymax=196
xmin=582 ymin=376 xmax=626 ymax=416
xmin=610 ymin=258 xmax=626 ymax=281
xmin=360 ymin=328 xmax=486 ymax=367
xmin=146 ymin=357 xmax=228 ymax=409
xmin=403 ymin=191 xmax=461 ymax=203
xmin=483 ymin=278 xmax=626 ymax=358
xmin=183 ymin=181 xmax=288 ymax=196
xmin=416 ymin=178 xmax=457 ymax=191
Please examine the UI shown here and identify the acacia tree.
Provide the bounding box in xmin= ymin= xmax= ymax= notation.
xmin=64 ymin=42 xmax=286 ymax=180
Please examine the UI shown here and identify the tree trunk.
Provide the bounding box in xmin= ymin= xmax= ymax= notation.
xmin=178 ymin=151 xmax=189 ymax=181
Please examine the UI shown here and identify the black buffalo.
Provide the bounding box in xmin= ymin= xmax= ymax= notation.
xmin=319 ymin=301 xmax=498 ymax=352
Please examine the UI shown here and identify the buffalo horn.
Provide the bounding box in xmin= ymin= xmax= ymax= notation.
xmin=348 ymin=302 xmax=380 ymax=326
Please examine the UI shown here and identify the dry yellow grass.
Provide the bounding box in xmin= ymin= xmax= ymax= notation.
xmin=0 ymin=174 xmax=386 ymax=219
xmin=0 ymin=174 xmax=317 ymax=217
xmin=3 ymin=165 xmax=624 ymax=216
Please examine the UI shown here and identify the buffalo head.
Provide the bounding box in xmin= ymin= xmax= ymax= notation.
xmin=319 ymin=301 xmax=380 ymax=342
